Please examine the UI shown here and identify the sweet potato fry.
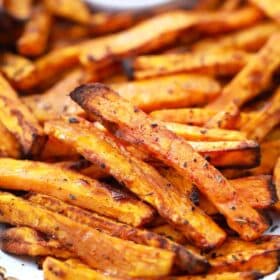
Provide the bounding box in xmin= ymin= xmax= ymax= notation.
xmin=43 ymin=257 xmax=122 ymax=280
xmin=0 ymin=120 xmax=21 ymax=158
xmin=1 ymin=227 xmax=74 ymax=259
xmin=4 ymin=0 xmax=32 ymax=20
xmin=80 ymin=10 xmax=199 ymax=69
xmin=192 ymin=22 xmax=279 ymax=52
xmin=223 ymin=139 xmax=280 ymax=178
xmin=163 ymin=122 xmax=247 ymax=141
xmin=0 ymin=52 xmax=35 ymax=83
xmin=0 ymin=158 xmax=154 ymax=227
xmin=189 ymin=140 xmax=260 ymax=169
xmin=0 ymin=74 xmax=45 ymax=157
xmin=0 ymin=192 xmax=174 ymax=277
xmin=196 ymin=5 xmax=264 ymax=34
xmin=28 ymin=193 xmax=209 ymax=273
xmin=207 ymin=236 xmax=280 ymax=275
xmin=206 ymin=33 xmax=280 ymax=128
xmin=249 ymin=0 xmax=280 ymax=23
xmin=70 ymin=83 xmax=269 ymax=241
xmin=111 ymin=74 xmax=221 ymax=112
xmin=199 ymin=175 xmax=276 ymax=215
xmin=45 ymin=118 xmax=226 ymax=249
xmin=44 ymin=0 xmax=91 ymax=24
xmin=22 ymin=69 xmax=83 ymax=122
xmin=150 ymin=108 xmax=256 ymax=129
xmin=241 ymin=87 xmax=280 ymax=141
xmin=14 ymin=45 xmax=81 ymax=90
xmin=17 ymin=6 xmax=52 ymax=57
xmin=133 ymin=50 xmax=250 ymax=79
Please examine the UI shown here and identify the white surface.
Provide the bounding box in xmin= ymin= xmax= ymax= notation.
xmin=0 ymin=214 xmax=279 ymax=280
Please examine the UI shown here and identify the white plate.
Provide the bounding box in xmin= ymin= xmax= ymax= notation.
xmin=0 ymin=214 xmax=279 ymax=280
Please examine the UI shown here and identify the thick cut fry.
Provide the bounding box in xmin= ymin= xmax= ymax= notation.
xmin=195 ymin=5 xmax=263 ymax=34
xmin=44 ymin=0 xmax=91 ymax=24
xmin=22 ymin=69 xmax=83 ymax=122
xmin=0 ymin=52 xmax=35 ymax=83
xmin=43 ymin=257 xmax=121 ymax=280
xmin=28 ymin=193 xmax=209 ymax=273
xmin=4 ymin=0 xmax=32 ymax=20
xmin=207 ymin=236 xmax=280 ymax=275
xmin=206 ymin=33 xmax=280 ymax=128
xmin=163 ymin=122 xmax=247 ymax=141
xmin=199 ymin=175 xmax=276 ymax=215
xmin=0 ymin=74 xmax=45 ymax=157
xmin=150 ymin=108 xmax=256 ymax=129
xmin=1 ymin=227 xmax=74 ymax=259
xmin=111 ymin=74 xmax=221 ymax=112
xmin=0 ymin=121 xmax=21 ymax=158
xmin=133 ymin=50 xmax=250 ymax=79
xmin=0 ymin=192 xmax=174 ymax=277
xmin=14 ymin=46 xmax=81 ymax=90
xmin=0 ymin=158 xmax=154 ymax=227
xmin=17 ymin=6 xmax=52 ymax=57
xmin=241 ymin=87 xmax=280 ymax=141
xmin=250 ymin=0 xmax=280 ymax=23
xmin=192 ymin=22 xmax=279 ymax=52
xmin=70 ymin=83 xmax=269 ymax=241
xmin=273 ymin=158 xmax=280 ymax=211
xmin=45 ymin=118 xmax=226 ymax=249
xmin=223 ymin=140 xmax=280 ymax=178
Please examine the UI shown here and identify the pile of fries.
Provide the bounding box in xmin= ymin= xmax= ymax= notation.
xmin=0 ymin=0 xmax=280 ymax=279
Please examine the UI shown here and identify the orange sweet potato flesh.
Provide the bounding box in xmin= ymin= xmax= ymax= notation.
xmin=0 ymin=74 xmax=45 ymax=158
xmin=45 ymin=118 xmax=226 ymax=249
xmin=206 ymin=33 xmax=280 ymax=128
xmin=133 ymin=50 xmax=251 ymax=80
xmin=150 ymin=108 xmax=256 ymax=129
xmin=111 ymin=74 xmax=221 ymax=112
xmin=22 ymin=69 xmax=84 ymax=122
xmin=43 ymin=0 xmax=91 ymax=24
xmin=17 ymin=6 xmax=52 ymax=57
xmin=1 ymin=227 xmax=74 ymax=259
xmin=0 ymin=121 xmax=21 ymax=158
xmin=241 ymin=86 xmax=280 ymax=141
xmin=0 ymin=192 xmax=174 ymax=277
xmin=28 ymin=193 xmax=209 ymax=273
xmin=163 ymin=122 xmax=247 ymax=141
xmin=4 ymin=0 xmax=32 ymax=20
xmin=249 ymin=0 xmax=280 ymax=23
xmin=199 ymin=175 xmax=276 ymax=215
xmin=43 ymin=257 xmax=122 ymax=280
xmin=207 ymin=236 xmax=280 ymax=275
xmin=192 ymin=22 xmax=279 ymax=52
xmin=223 ymin=139 xmax=280 ymax=178
xmin=70 ymin=83 xmax=268 ymax=241
xmin=0 ymin=158 xmax=154 ymax=227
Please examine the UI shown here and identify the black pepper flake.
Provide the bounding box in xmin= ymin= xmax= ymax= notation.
xmin=270 ymin=225 xmax=279 ymax=232
xmin=68 ymin=117 xmax=79 ymax=123
xmin=231 ymin=206 xmax=236 ymax=210
xmin=200 ymin=129 xmax=207 ymax=134
xmin=69 ymin=194 xmax=76 ymax=200
xmin=203 ymin=162 xmax=209 ymax=169
xmin=183 ymin=162 xmax=188 ymax=168
xmin=151 ymin=123 xmax=158 ymax=128
xmin=134 ymin=108 xmax=139 ymax=113
xmin=100 ymin=163 xmax=106 ymax=169
xmin=210 ymin=252 xmax=217 ymax=259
